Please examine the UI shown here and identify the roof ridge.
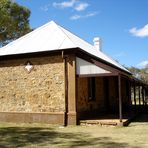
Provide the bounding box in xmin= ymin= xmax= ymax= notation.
xmin=0 ymin=21 xmax=55 ymax=50
xmin=58 ymin=25 xmax=95 ymax=49
xmin=55 ymin=23 xmax=129 ymax=73
xmin=56 ymin=24 xmax=76 ymax=48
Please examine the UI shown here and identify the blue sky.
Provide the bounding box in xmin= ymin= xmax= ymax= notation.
xmin=16 ymin=0 xmax=148 ymax=68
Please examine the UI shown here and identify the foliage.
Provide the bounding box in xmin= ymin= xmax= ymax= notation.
xmin=127 ymin=66 xmax=148 ymax=84
xmin=0 ymin=0 xmax=31 ymax=46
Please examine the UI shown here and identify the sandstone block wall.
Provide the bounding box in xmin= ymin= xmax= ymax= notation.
xmin=121 ymin=77 xmax=131 ymax=111
xmin=108 ymin=77 xmax=131 ymax=112
xmin=77 ymin=77 xmax=105 ymax=112
xmin=77 ymin=76 xmax=127 ymax=114
xmin=77 ymin=77 xmax=89 ymax=112
xmin=108 ymin=77 xmax=118 ymax=110
xmin=96 ymin=77 xmax=105 ymax=110
xmin=0 ymin=55 xmax=65 ymax=113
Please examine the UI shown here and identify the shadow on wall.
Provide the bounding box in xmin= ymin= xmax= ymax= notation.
xmin=0 ymin=127 xmax=129 ymax=147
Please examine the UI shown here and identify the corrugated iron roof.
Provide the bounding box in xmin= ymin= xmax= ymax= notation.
xmin=0 ymin=21 xmax=129 ymax=73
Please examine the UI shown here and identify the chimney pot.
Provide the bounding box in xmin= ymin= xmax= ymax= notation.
xmin=93 ymin=37 xmax=102 ymax=51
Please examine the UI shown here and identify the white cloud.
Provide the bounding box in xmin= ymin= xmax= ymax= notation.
xmin=85 ymin=12 xmax=98 ymax=17
xmin=40 ymin=4 xmax=50 ymax=12
xmin=74 ymin=3 xmax=89 ymax=11
xmin=70 ymin=15 xmax=81 ymax=20
xmin=113 ymin=52 xmax=126 ymax=58
xmin=70 ymin=12 xmax=98 ymax=20
xmin=137 ymin=61 xmax=148 ymax=68
xmin=53 ymin=0 xmax=89 ymax=12
xmin=53 ymin=0 xmax=77 ymax=9
xmin=129 ymin=24 xmax=148 ymax=37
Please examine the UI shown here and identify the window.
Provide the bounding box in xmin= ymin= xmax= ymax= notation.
xmin=88 ymin=77 xmax=96 ymax=101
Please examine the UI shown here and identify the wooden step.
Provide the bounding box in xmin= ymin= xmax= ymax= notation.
xmin=80 ymin=120 xmax=118 ymax=126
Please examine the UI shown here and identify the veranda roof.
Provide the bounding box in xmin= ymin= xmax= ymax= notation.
xmin=0 ymin=21 xmax=129 ymax=73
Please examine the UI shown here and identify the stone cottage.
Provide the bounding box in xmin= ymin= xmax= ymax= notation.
xmin=0 ymin=21 xmax=147 ymax=125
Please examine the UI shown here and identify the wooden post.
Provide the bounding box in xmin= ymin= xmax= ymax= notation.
xmin=128 ymin=80 xmax=131 ymax=109
xmin=143 ymin=87 xmax=147 ymax=105
xmin=142 ymin=86 xmax=144 ymax=106
xmin=64 ymin=57 xmax=68 ymax=126
xmin=67 ymin=54 xmax=77 ymax=125
xmin=134 ymin=83 xmax=136 ymax=106
xmin=118 ymin=75 xmax=122 ymax=123
xmin=139 ymin=86 xmax=141 ymax=105
xmin=129 ymin=81 xmax=132 ymax=105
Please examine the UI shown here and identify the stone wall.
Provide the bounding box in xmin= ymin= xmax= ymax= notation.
xmin=77 ymin=77 xmax=105 ymax=113
xmin=121 ymin=77 xmax=131 ymax=111
xmin=96 ymin=77 xmax=105 ymax=110
xmin=77 ymin=76 xmax=125 ymax=114
xmin=0 ymin=55 xmax=65 ymax=113
xmin=108 ymin=77 xmax=118 ymax=111
xmin=77 ymin=77 xmax=89 ymax=112
xmin=108 ymin=77 xmax=131 ymax=112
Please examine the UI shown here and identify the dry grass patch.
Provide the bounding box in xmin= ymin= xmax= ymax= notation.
xmin=0 ymin=114 xmax=148 ymax=148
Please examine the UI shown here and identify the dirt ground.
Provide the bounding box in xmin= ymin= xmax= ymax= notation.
xmin=0 ymin=114 xmax=148 ymax=148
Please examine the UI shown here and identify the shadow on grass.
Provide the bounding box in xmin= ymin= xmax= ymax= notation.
xmin=0 ymin=126 xmax=130 ymax=147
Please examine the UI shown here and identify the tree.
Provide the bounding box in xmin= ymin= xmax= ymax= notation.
xmin=127 ymin=66 xmax=148 ymax=84
xmin=0 ymin=0 xmax=31 ymax=46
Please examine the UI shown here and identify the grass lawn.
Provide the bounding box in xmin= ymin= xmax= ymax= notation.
xmin=0 ymin=114 xmax=148 ymax=148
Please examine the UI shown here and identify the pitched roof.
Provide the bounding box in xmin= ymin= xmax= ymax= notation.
xmin=0 ymin=21 xmax=129 ymax=73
